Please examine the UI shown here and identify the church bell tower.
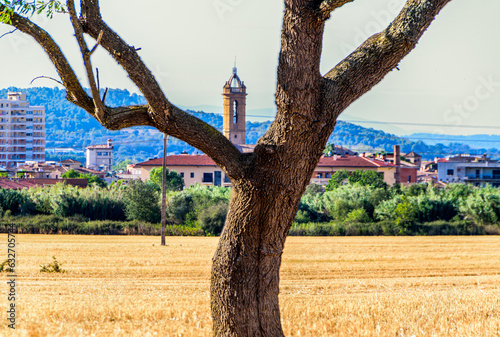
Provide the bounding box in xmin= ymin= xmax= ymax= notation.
xmin=222 ymin=64 xmax=247 ymax=145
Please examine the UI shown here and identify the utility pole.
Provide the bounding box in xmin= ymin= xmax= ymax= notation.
xmin=161 ymin=134 xmax=168 ymax=246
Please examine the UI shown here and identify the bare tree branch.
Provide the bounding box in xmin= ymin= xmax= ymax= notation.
xmin=318 ymin=0 xmax=355 ymax=20
xmin=1 ymin=5 xmax=94 ymax=111
xmin=0 ymin=28 xmax=16 ymax=39
xmin=67 ymin=0 xmax=106 ymax=123
xmin=30 ymin=75 xmax=64 ymax=86
xmin=78 ymin=0 xmax=245 ymax=177
xmin=1 ymin=4 xmax=155 ymax=129
xmin=89 ymin=29 xmax=103 ymax=55
xmin=322 ymin=0 xmax=451 ymax=117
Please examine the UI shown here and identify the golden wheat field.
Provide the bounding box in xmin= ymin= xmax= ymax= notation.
xmin=1 ymin=235 xmax=499 ymax=337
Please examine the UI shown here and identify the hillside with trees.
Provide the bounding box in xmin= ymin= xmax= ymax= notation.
xmin=1 ymin=87 xmax=499 ymax=163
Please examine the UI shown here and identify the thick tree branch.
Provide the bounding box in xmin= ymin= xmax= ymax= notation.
xmin=322 ymin=0 xmax=451 ymax=117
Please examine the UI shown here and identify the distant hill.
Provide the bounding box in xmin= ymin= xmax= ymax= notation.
xmin=408 ymin=133 xmax=500 ymax=150
xmin=1 ymin=87 xmax=499 ymax=163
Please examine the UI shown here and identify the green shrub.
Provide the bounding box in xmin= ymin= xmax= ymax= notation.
xmin=345 ymin=209 xmax=371 ymax=223
xmin=294 ymin=210 xmax=312 ymax=224
xmin=123 ymin=180 xmax=161 ymax=223
xmin=459 ymin=187 xmax=500 ymax=225
xmin=198 ymin=203 xmax=228 ymax=236
xmin=40 ymin=256 xmax=66 ymax=273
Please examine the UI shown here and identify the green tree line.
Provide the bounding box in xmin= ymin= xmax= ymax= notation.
xmin=1 ymin=171 xmax=499 ymax=236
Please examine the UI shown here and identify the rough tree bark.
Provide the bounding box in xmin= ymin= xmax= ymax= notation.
xmin=1 ymin=0 xmax=452 ymax=335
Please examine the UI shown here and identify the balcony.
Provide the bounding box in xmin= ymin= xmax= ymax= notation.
xmin=465 ymin=175 xmax=500 ymax=180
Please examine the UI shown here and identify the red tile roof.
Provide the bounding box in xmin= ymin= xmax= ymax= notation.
xmin=317 ymin=156 xmax=396 ymax=168
xmin=59 ymin=159 xmax=81 ymax=164
xmin=135 ymin=154 xmax=217 ymax=167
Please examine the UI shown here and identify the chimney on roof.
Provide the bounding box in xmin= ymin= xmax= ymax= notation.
xmin=107 ymin=139 xmax=112 ymax=148
xmin=333 ymin=154 xmax=338 ymax=161
xmin=394 ymin=145 xmax=401 ymax=185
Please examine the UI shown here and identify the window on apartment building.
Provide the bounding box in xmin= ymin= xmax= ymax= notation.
xmin=202 ymin=172 xmax=213 ymax=183
xmin=447 ymin=169 xmax=454 ymax=176
xmin=190 ymin=172 xmax=194 ymax=178
xmin=224 ymin=175 xmax=231 ymax=183
xmin=325 ymin=173 xmax=330 ymax=178
xmin=97 ymin=152 xmax=102 ymax=156
xmin=407 ymin=175 xmax=412 ymax=183
xmin=317 ymin=173 xmax=323 ymax=179
xmin=180 ymin=172 xmax=184 ymax=178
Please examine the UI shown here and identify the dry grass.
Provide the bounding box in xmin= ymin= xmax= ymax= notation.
xmin=1 ymin=235 xmax=499 ymax=336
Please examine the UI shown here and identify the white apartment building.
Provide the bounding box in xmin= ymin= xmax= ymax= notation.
xmin=437 ymin=155 xmax=500 ymax=187
xmin=86 ymin=139 xmax=113 ymax=171
xmin=0 ymin=92 xmax=45 ymax=168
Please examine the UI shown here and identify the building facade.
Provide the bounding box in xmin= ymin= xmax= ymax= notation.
xmin=134 ymin=154 xmax=232 ymax=188
xmin=86 ymin=139 xmax=113 ymax=171
xmin=310 ymin=155 xmax=398 ymax=186
xmin=0 ymin=92 xmax=45 ymax=168
xmin=437 ymin=155 xmax=500 ymax=187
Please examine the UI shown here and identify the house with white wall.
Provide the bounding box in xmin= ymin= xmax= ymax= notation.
xmin=437 ymin=155 xmax=500 ymax=187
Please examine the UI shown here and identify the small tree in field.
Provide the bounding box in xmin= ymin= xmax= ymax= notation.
xmin=149 ymin=167 xmax=184 ymax=192
xmin=123 ymin=179 xmax=160 ymax=223
xmin=0 ymin=0 xmax=453 ymax=335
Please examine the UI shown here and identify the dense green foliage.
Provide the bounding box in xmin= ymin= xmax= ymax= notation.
xmin=295 ymin=181 xmax=500 ymax=235
xmin=113 ymin=159 xmax=133 ymax=171
xmin=0 ymin=178 xmax=499 ymax=236
xmin=149 ymin=167 xmax=184 ymax=192
xmin=122 ymin=180 xmax=161 ymax=223
xmin=325 ymin=169 xmax=388 ymax=190
xmin=1 ymin=87 xmax=498 ymax=163
xmin=0 ymin=215 xmax=203 ymax=235
xmin=166 ymin=184 xmax=231 ymax=235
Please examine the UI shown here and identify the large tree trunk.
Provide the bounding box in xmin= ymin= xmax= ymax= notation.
xmin=210 ymin=2 xmax=331 ymax=334
xmin=211 ymin=112 xmax=334 ymax=336
xmin=211 ymin=176 xmax=310 ymax=336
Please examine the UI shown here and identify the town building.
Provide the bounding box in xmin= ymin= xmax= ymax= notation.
xmin=134 ymin=154 xmax=231 ymax=188
xmin=86 ymin=139 xmax=113 ymax=171
xmin=223 ymin=65 xmax=247 ymax=145
xmin=311 ymin=155 xmax=397 ymax=186
xmin=15 ymin=159 xmax=105 ymax=180
xmin=437 ymin=154 xmax=500 ymax=187
xmin=403 ymin=151 xmax=422 ymax=169
xmin=0 ymin=92 xmax=45 ymax=168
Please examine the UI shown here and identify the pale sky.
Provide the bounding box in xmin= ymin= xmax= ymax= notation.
xmin=0 ymin=0 xmax=499 ymax=136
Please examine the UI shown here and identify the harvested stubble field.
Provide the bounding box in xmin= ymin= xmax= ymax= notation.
xmin=2 ymin=235 xmax=500 ymax=337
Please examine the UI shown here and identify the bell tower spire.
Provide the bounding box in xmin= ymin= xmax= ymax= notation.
xmin=223 ymin=64 xmax=247 ymax=145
